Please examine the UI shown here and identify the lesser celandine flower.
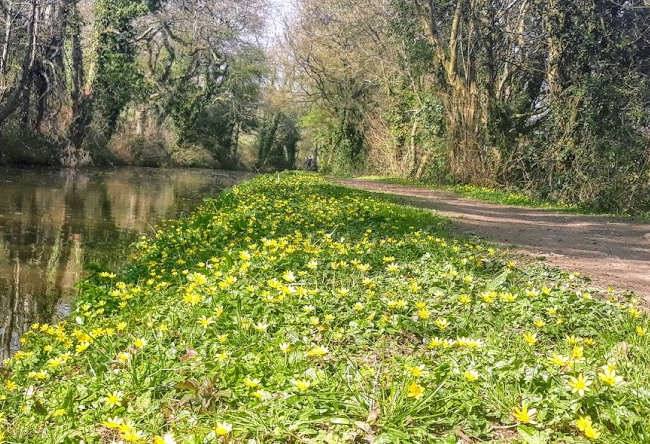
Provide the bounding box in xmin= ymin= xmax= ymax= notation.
xmin=198 ymin=316 xmax=214 ymax=328
xmin=571 ymin=346 xmax=584 ymax=362
xmin=583 ymin=424 xmax=601 ymax=440
xmin=598 ymin=367 xmax=623 ymax=386
xmin=435 ymin=318 xmax=449 ymax=329
xmin=103 ymin=416 xmax=123 ymax=429
xmin=307 ymin=345 xmax=328 ymax=357
xmin=121 ymin=429 xmax=145 ymax=442
xmin=569 ymin=373 xmax=592 ymax=396
xmin=244 ymin=377 xmax=261 ymax=388
xmin=406 ymin=381 xmax=424 ymax=399
xmin=214 ymin=422 xmax=232 ymax=436
xmin=549 ymin=354 xmax=569 ymax=367
xmin=523 ymin=332 xmax=537 ymax=345
xmin=105 ymin=391 xmax=123 ymax=408
xmin=512 ymin=404 xmax=536 ymax=423
xmin=154 ymin=432 xmax=177 ymax=444
xmin=406 ymin=364 xmax=427 ymax=377
xmin=294 ymin=379 xmax=311 ymax=391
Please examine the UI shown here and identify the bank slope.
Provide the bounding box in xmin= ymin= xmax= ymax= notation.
xmin=2 ymin=173 xmax=649 ymax=444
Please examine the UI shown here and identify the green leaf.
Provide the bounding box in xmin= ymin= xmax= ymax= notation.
xmin=518 ymin=425 xmax=549 ymax=444
xmin=486 ymin=270 xmax=509 ymax=290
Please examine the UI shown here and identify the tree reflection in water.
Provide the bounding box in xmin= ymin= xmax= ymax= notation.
xmin=0 ymin=167 xmax=251 ymax=360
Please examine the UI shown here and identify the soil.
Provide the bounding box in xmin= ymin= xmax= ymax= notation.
xmin=336 ymin=179 xmax=650 ymax=300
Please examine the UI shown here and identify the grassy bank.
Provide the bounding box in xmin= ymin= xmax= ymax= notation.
xmin=2 ymin=173 xmax=649 ymax=443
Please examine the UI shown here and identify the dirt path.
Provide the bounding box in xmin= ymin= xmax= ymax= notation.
xmin=336 ymin=179 xmax=650 ymax=299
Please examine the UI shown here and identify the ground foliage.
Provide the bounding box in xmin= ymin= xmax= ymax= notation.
xmin=2 ymin=173 xmax=650 ymax=443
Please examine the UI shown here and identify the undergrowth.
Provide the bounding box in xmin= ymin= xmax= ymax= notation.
xmin=2 ymin=173 xmax=649 ymax=443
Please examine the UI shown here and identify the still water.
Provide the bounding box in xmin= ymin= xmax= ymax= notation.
xmin=0 ymin=167 xmax=252 ymax=360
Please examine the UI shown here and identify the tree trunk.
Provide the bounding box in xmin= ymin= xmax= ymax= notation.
xmin=0 ymin=0 xmax=14 ymax=99
xmin=0 ymin=0 xmax=38 ymax=127
xmin=67 ymin=2 xmax=92 ymax=149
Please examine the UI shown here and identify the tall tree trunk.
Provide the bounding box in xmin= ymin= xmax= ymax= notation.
xmin=544 ymin=0 xmax=564 ymax=105
xmin=0 ymin=0 xmax=14 ymax=99
xmin=67 ymin=1 xmax=92 ymax=149
xmin=0 ymin=0 xmax=38 ymax=127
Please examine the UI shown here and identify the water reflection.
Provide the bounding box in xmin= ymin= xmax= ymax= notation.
xmin=0 ymin=167 xmax=251 ymax=360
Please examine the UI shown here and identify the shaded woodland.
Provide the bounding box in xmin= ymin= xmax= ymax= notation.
xmin=287 ymin=0 xmax=650 ymax=213
xmin=0 ymin=0 xmax=299 ymax=169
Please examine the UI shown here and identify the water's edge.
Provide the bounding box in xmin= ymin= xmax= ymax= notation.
xmin=0 ymin=167 xmax=252 ymax=359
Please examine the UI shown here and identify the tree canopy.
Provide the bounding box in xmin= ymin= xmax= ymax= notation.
xmin=1 ymin=0 xmax=649 ymax=212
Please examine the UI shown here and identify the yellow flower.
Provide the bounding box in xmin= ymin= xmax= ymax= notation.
xmin=133 ymin=338 xmax=146 ymax=348
xmin=306 ymin=345 xmax=328 ymax=357
xmin=244 ymin=377 xmax=261 ymax=388
xmin=279 ymin=342 xmax=292 ymax=353
xmin=435 ymin=318 xmax=449 ymax=329
xmin=598 ymin=367 xmax=623 ymax=386
xmin=548 ymin=354 xmax=569 ymax=367
xmin=417 ymin=308 xmax=430 ymax=319
xmin=282 ymin=270 xmax=296 ymax=282
xmin=294 ymin=379 xmax=311 ymax=391
xmin=198 ymin=316 xmax=214 ymax=328
xmin=254 ymin=322 xmax=269 ymax=332
xmin=571 ymin=346 xmax=584 ymax=362
xmin=121 ymin=430 xmax=145 ymax=442
xmin=480 ymin=291 xmax=495 ymax=303
xmin=569 ymin=373 xmax=592 ymax=396
xmin=105 ymin=391 xmax=123 ymax=408
xmin=463 ymin=369 xmax=479 ymax=381
xmin=458 ymin=295 xmax=472 ymax=304
xmin=512 ymin=405 xmax=536 ymax=423
xmin=583 ymin=423 xmax=601 ymax=440
xmin=406 ymin=364 xmax=427 ymax=377
xmin=576 ymin=415 xmax=592 ymax=432
xmin=252 ymin=389 xmax=267 ymax=399
xmin=5 ymin=380 xmax=17 ymax=391
xmin=103 ymin=416 xmax=124 ymax=429
xmin=565 ymin=335 xmax=581 ymax=345
xmin=214 ymin=422 xmax=232 ymax=436
xmin=523 ymin=332 xmax=537 ymax=345
xmin=406 ymin=381 xmax=424 ymax=399
xmin=386 ymin=263 xmax=400 ymax=272
xmin=154 ymin=433 xmax=177 ymax=444
xmin=637 ymin=326 xmax=648 ymax=337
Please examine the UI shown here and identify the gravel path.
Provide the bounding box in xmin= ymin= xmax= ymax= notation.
xmin=336 ymin=179 xmax=650 ymax=299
